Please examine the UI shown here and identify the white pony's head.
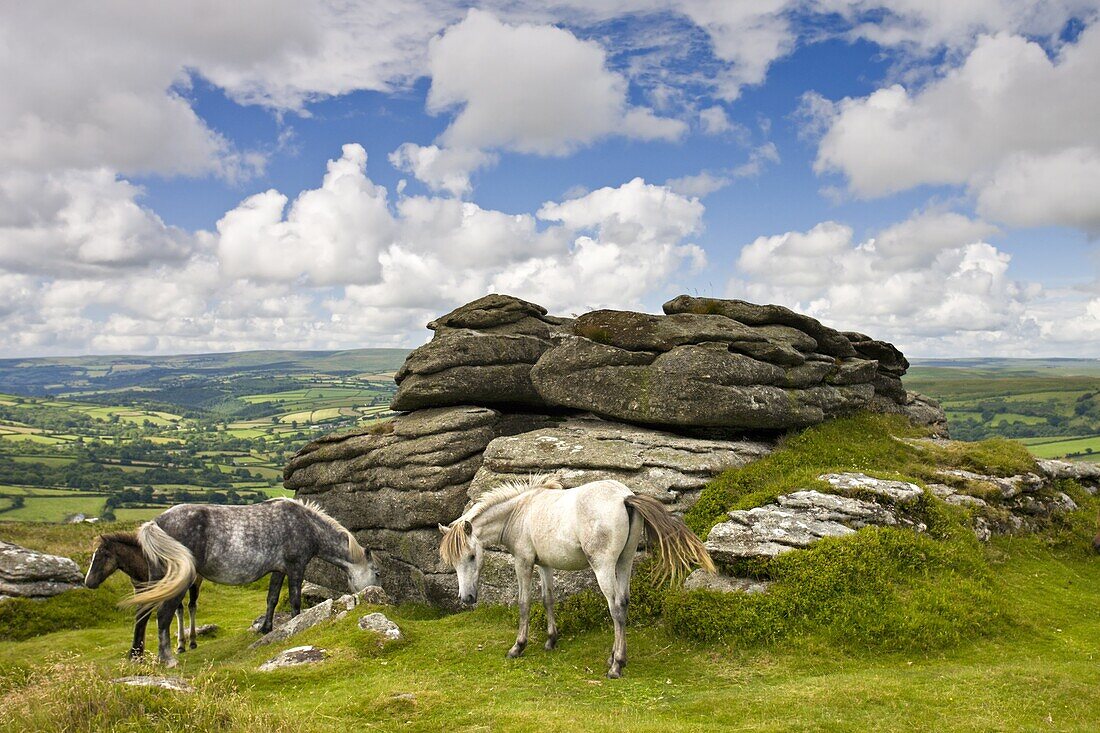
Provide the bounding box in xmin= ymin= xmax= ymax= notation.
xmin=439 ymin=519 xmax=482 ymax=605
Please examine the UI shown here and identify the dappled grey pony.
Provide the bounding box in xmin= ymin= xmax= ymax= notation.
xmin=123 ymin=498 xmax=379 ymax=666
xmin=439 ymin=475 xmax=716 ymax=678
xmin=85 ymin=530 xmax=203 ymax=658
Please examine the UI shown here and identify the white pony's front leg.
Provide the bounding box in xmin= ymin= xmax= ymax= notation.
xmin=508 ymin=557 xmax=534 ymax=658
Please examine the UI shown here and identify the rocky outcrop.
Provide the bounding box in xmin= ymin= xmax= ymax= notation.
xmin=391 ymin=295 xmax=571 ymax=411
xmin=704 ymin=466 xmax=1084 ymax=570
xmin=287 ymin=294 xmax=949 ymax=608
xmin=251 ymin=587 xmax=383 ymax=647
xmin=0 ymin=540 xmax=84 ymax=600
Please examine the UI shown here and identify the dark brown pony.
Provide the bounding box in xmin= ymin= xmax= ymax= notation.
xmin=84 ymin=531 xmax=202 ymax=658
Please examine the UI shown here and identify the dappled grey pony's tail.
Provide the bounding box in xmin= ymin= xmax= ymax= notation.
xmin=624 ymin=494 xmax=716 ymax=584
xmin=119 ymin=522 xmax=196 ymax=615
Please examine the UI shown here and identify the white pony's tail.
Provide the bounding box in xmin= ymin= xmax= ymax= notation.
xmin=624 ymin=494 xmax=716 ymax=584
xmin=119 ymin=522 xmax=196 ymax=614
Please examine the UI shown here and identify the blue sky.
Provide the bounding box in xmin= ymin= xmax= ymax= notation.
xmin=1 ymin=2 xmax=1098 ymax=358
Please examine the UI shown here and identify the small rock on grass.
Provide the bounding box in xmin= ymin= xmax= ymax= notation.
xmin=194 ymin=623 xmax=218 ymax=637
xmin=112 ymin=676 xmax=193 ymax=692
xmin=358 ymin=612 xmax=402 ymax=640
xmin=258 ymin=645 xmax=327 ymax=671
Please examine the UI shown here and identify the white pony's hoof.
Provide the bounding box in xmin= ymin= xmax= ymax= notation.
xmin=163 ymin=658 xmax=179 ymax=669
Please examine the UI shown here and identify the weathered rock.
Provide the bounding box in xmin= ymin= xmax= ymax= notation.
xmin=250 ymin=611 xmax=291 ymax=633
xmin=0 ymin=541 xmax=84 ymax=599
xmin=301 ymin=581 xmax=340 ymax=605
xmin=112 ymin=676 xmax=193 ymax=692
xmin=683 ymin=570 xmax=771 ymax=594
xmin=705 ymin=490 xmax=902 ymax=563
xmin=391 ymin=295 xmax=572 ymax=411
xmin=531 ymin=337 xmax=877 ymax=430
xmin=663 ymin=295 xmax=858 ymax=358
xmin=358 ymin=612 xmax=402 ymax=640
xmin=251 ymin=589 xmax=374 ymax=647
xmin=470 ymin=415 xmax=772 ymax=512
xmin=819 ymin=473 xmax=924 ymax=503
xmin=869 ymin=391 xmax=949 ymax=436
xmin=258 ymin=645 xmax=327 ymax=671
xmin=1038 ymin=459 xmax=1100 ymax=494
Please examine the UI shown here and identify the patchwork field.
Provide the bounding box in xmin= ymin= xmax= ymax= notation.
xmin=0 ymin=349 xmax=406 ymax=523
xmin=905 ymin=358 xmax=1100 ymax=461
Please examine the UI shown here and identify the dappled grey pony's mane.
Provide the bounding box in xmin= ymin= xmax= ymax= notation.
xmin=440 ymin=474 xmax=562 ymax=565
xmin=278 ymin=497 xmax=365 ymax=563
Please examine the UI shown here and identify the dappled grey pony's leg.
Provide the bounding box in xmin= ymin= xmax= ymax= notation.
xmin=508 ymin=558 xmax=534 ymax=658
xmin=538 ymin=565 xmax=558 ymax=651
xmin=176 ymin=605 xmax=186 ymax=653
xmin=287 ymin=569 xmax=304 ymax=617
xmin=187 ymin=580 xmax=201 ymax=649
xmin=261 ymin=571 xmax=285 ymax=634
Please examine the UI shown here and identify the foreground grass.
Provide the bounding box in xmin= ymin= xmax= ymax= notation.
xmin=1 ymin=534 xmax=1099 ymax=732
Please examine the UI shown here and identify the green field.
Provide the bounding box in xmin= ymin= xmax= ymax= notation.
xmin=0 ymin=494 xmax=105 ymax=522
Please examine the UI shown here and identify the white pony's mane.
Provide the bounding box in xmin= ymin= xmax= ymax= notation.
xmin=466 ymin=473 xmax=563 ymax=522
xmin=280 ymin=497 xmax=365 ymax=563
xmin=440 ymin=474 xmax=562 ymax=565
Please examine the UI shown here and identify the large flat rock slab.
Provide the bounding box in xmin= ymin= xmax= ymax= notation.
xmin=0 ymin=540 xmax=84 ymax=599
xmin=470 ymin=415 xmax=773 ymax=512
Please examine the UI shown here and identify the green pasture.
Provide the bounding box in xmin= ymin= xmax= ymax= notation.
xmin=0 ymin=494 xmax=106 ymax=522
xmin=1027 ymin=436 xmax=1100 ymax=460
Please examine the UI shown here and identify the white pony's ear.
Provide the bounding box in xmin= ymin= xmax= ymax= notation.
xmin=462 ymin=520 xmax=473 ymax=536
xmin=438 ymin=523 xmax=449 ymax=534
xmin=369 ymin=550 xmax=381 ymax=564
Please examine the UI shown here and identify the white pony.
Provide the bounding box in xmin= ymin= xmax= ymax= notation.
xmin=439 ymin=474 xmax=715 ymax=678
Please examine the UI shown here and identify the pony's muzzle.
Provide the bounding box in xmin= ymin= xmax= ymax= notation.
xmin=461 ymin=591 xmax=477 ymax=605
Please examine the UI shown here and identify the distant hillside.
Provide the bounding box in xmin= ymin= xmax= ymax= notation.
xmin=0 ymin=349 xmax=410 ymax=398
xmin=905 ymin=358 xmax=1100 ymax=456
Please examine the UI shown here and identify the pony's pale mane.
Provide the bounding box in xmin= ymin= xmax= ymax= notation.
xmin=467 ymin=473 xmax=562 ymax=521
xmin=439 ymin=474 xmax=562 ymax=565
xmin=282 ymin=497 xmax=365 ymax=563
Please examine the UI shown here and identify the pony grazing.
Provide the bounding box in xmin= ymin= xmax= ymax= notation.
xmin=122 ymin=498 xmax=380 ymax=667
xmin=439 ymin=475 xmax=715 ymax=678
xmin=85 ymin=531 xmax=203 ymax=658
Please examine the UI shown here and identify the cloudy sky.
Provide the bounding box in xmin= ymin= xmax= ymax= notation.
xmin=2 ymin=1 xmax=1099 ymax=358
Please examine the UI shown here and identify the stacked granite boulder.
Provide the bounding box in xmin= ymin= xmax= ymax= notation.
xmin=285 ymin=294 xmax=946 ymax=607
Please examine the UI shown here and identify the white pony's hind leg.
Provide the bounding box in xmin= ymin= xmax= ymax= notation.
xmin=592 ymin=561 xmax=628 ymax=678
xmin=537 ymin=565 xmax=558 ymax=650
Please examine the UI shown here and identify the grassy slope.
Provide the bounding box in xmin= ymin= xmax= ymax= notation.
xmin=3 ymin=417 xmax=1100 ymax=732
